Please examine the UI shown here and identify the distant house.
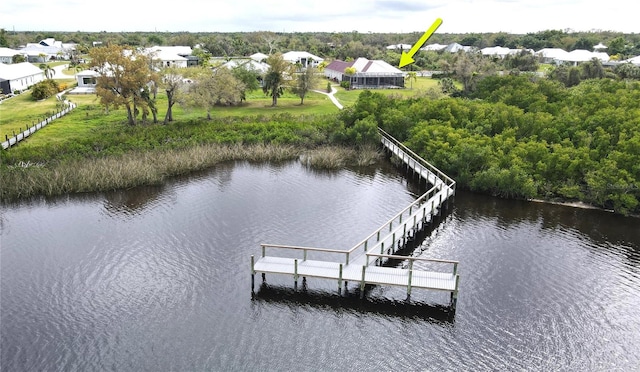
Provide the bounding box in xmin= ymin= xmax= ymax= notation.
xmin=535 ymin=48 xmax=570 ymax=64
xmin=221 ymin=58 xmax=269 ymax=74
xmin=0 ymin=62 xmax=45 ymax=94
xmin=443 ymin=43 xmax=474 ymax=53
xmin=324 ymin=57 xmax=405 ymax=89
xmin=421 ymin=43 xmax=447 ymax=52
xmin=145 ymin=46 xmax=194 ymax=68
xmin=481 ymin=46 xmax=532 ymax=59
xmin=17 ymin=38 xmax=75 ymax=62
xmin=0 ymin=48 xmax=21 ymax=64
xmin=250 ymin=52 xmax=268 ymax=63
xmin=282 ymin=51 xmax=323 ymax=68
xmin=536 ymin=48 xmax=609 ymax=65
xmin=386 ymin=44 xmax=413 ymax=51
xmin=69 ymin=70 xmax=99 ymax=94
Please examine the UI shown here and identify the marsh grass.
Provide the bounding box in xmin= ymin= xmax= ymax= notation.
xmin=1 ymin=144 xmax=302 ymax=200
xmin=301 ymin=145 xmax=382 ymax=169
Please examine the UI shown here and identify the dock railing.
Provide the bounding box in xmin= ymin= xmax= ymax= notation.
xmin=378 ymin=128 xmax=456 ymax=194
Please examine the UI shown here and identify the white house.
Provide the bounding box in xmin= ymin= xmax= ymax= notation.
xmin=0 ymin=48 xmax=21 ymax=64
xmin=69 ymin=70 xmax=99 ymax=94
xmin=250 ymin=52 xmax=268 ymax=62
xmin=282 ymin=51 xmax=323 ymax=68
xmin=535 ymin=48 xmax=570 ymax=64
xmin=145 ymin=46 xmax=193 ymax=68
xmin=0 ymin=62 xmax=45 ymax=94
xmin=221 ymin=59 xmax=270 ymax=74
xmin=421 ymin=43 xmax=447 ymax=51
xmin=386 ymin=44 xmax=413 ymax=51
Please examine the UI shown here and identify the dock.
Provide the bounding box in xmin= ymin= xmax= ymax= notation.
xmin=251 ymin=128 xmax=459 ymax=308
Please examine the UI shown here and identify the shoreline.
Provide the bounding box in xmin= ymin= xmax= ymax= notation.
xmin=528 ymin=198 xmax=640 ymax=218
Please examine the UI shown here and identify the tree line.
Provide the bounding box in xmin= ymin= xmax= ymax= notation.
xmin=3 ymin=28 xmax=639 ymax=62
xmin=339 ymin=76 xmax=640 ymax=215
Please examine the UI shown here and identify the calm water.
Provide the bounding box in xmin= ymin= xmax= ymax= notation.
xmin=1 ymin=160 xmax=639 ymax=371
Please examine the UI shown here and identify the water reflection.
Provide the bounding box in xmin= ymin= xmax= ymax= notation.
xmin=253 ymin=285 xmax=456 ymax=323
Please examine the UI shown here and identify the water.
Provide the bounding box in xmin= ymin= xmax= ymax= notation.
xmin=1 ymin=160 xmax=639 ymax=371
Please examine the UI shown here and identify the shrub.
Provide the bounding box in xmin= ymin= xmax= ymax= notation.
xmin=31 ymin=80 xmax=60 ymax=100
xmin=340 ymin=81 xmax=350 ymax=89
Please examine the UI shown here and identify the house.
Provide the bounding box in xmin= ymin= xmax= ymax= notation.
xmin=386 ymin=44 xmax=413 ymax=51
xmin=535 ymin=48 xmax=570 ymax=64
xmin=221 ymin=59 xmax=269 ymax=74
xmin=622 ymin=55 xmax=640 ymax=66
xmin=17 ymin=38 xmax=75 ymax=62
xmin=69 ymin=70 xmax=99 ymax=94
xmin=0 ymin=62 xmax=45 ymax=94
xmin=443 ymin=43 xmax=474 ymax=53
xmin=324 ymin=57 xmax=405 ymax=89
xmin=250 ymin=52 xmax=268 ymax=62
xmin=220 ymin=59 xmax=269 ymax=87
xmin=0 ymin=47 xmax=21 ymax=64
xmin=145 ymin=46 xmax=194 ymax=68
xmin=282 ymin=51 xmax=323 ymax=68
xmin=421 ymin=43 xmax=447 ymax=52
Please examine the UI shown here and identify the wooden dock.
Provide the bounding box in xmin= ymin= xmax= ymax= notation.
xmin=251 ymin=129 xmax=460 ymax=308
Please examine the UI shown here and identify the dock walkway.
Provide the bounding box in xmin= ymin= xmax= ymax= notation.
xmin=251 ymin=129 xmax=460 ymax=307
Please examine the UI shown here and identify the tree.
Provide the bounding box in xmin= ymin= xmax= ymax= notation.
xmin=291 ymin=67 xmax=319 ymax=105
xmin=186 ymin=67 xmax=244 ymax=119
xmin=405 ymin=71 xmax=417 ymax=89
xmin=39 ymin=63 xmax=55 ymax=79
xmin=161 ymin=67 xmax=188 ymax=124
xmin=453 ymin=51 xmax=493 ymax=95
xmin=12 ymin=54 xmax=26 ymax=63
xmin=89 ymin=45 xmax=158 ymax=125
xmin=231 ymin=64 xmax=261 ymax=102
xmin=263 ymin=53 xmax=291 ymax=107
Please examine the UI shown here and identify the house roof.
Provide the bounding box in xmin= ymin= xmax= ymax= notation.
xmin=0 ymin=47 xmax=21 ymax=58
xmin=250 ymin=52 xmax=268 ymax=62
xmin=0 ymin=62 xmax=44 ymax=80
xmin=149 ymin=46 xmax=193 ymax=56
xmin=19 ymin=44 xmax=66 ymax=56
xmin=146 ymin=48 xmax=189 ymax=61
xmin=564 ymin=49 xmax=609 ymax=62
xmin=481 ymin=46 xmax=512 ymax=56
xmin=535 ymin=48 xmax=570 ymax=59
xmin=325 ymin=58 xmax=403 ymax=75
xmin=221 ymin=59 xmax=269 ymax=73
xmin=282 ymin=51 xmax=323 ymax=63
xmin=444 ymin=43 xmax=473 ymax=53
xmin=622 ymin=55 xmax=640 ymax=65
xmin=386 ymin=44 xmax=412 ymax=51
xmin=76 ymin=69 xmax=99 ymax=77
xmin=421 ymin=43 xmax=447 ymax=51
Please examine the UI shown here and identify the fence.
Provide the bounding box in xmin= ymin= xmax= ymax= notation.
xmin=1 ymin=102 xmax=77 ymax=150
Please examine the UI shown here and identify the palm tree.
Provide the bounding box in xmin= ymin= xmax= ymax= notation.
xmin=39 ymin=63 xmax=55 ymax=79
xmin=263 ymin=53 xmax=291 ymax=107
xmin=406 ymin=71 xmax=417 ymax=89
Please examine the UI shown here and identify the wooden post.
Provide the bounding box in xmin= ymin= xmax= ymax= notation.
xmin=346 ymin=252 xmax=350 ymax=266
xmin=250 ymin=255 xmax=255 ymax=292
xmin=338 ymin=264 xmax=343 ymax=294
xmin=451 ymin=275 xmax=460 ymax=309
xmin=261 ymin=245 xmax=265 ymax=257
xmin=360 ymin=266 xmax=366 ymax=299
xmin=294 ymin=259 xmax=298 ymax=289
xmin=407 ymin=259 xmax=413 ymax=297
xmin=303 ymin=249 xmax=307 ymax=261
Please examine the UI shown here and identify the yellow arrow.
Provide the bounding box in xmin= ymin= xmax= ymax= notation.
xmin=399 ymin=18 xmax=443 ymax=68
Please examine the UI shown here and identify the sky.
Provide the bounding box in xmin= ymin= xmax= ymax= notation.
xmin=1 ymin=0 xmax=637 ymax=34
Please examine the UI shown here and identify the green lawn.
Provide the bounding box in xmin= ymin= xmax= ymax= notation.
xmin=332 ymin=76 xmax=442 ymax=108
xmin=1 ymin=87 xmax=338 ymax=148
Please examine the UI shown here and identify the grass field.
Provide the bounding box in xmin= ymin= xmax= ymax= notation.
xmin=0 ymin=86 xmax=339 ymax=149
xmin=332 ymin=76 xmax=442 ymax=107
